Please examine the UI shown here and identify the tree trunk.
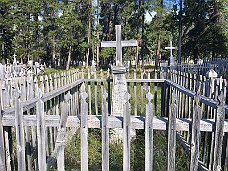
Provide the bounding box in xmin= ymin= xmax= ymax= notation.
xmin=52 ymin=41 xmax=56 ymax=68
xmin=141 ymin=0 xmax=145 ymax=70
xmin=135 ymin=45 xmax=139 ymax=69
xmin=155 ymin=34 xmax=161 ymax=70
xmin=86 ymin=4 xmax=91 ymax=69
xmin=96 ymin=39 xmax=100 ymax=67
xmin=66 ymin=45 xmax=72 ymax=70
xmin=178 ymin=0 xmax=182 ymax=64
xmin=96 ymin=1 xmax=100 ymax=67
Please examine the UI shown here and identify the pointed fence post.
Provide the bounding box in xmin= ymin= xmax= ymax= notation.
xmin=0 ymin=80 xmax=6 ymax=171
xmin=145 ymin=91 xmax=153 ymax=171
xmin=80 ymin=83 xmax=88 ymax=171
xmin=36 ymin=89 xmax=47 ymax=171
xmin=212 ymin=92 xmax=225 ymax=171
xmin=14 ymin=83 xmax=26 ymax=171
xmin=102 ymin=88 xmax=109 ymax=171
xmin=57 ymin=91 xmax=72 ymax=171
xmin=123 ymin=92 xmax=131 ymax=171
xmin=168 ymin=88 xmax=177 ymax=171
xmin=190 ymin=86 xmax=202 ymax=171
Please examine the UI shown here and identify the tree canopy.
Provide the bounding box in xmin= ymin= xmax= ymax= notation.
xmin=0 ymin=0 xmax=227 ymax=69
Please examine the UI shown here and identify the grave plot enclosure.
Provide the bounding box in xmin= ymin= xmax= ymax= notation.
xmin=0 ymin=66 xmax=228 ymax=171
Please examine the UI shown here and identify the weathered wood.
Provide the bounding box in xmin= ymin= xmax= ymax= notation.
xmin=45 ymin=75 xmax=51 ymax=156
xmin=14 ymin=84 xmax=26 ymax=171
xmin=145 ymin=91 xmax=153 ymax=171
xmin=211 ymin=92 xmax=225 ymax=171
xmin=80 ymin=83 xmax=88 ymax=171
xmin=94 ymin=72 xmax=98 ymax=115
xmin=176 ymin=132 xmax=209 ymax=171
xmin=167 ymin=89 xmax=177 ymax=171
xmin=101 ymin=25 xmax=137 ymax=65
xmin=1 ymin=79 xmax=84 ymax=116
xmin=0 ymin=82 xmax=6 ymax=171
xmin=165 ymin=79 xmax=228 ymax=112
xmin=2 ymin=114 xmax=228 ymax=132
xmin=141 ymin=72 xmax=144 ymax=115
xmin=32 ymin=77 xmax=38 ymax=171
xmin=84 ymin=78 xmax=165 ymax=83
xmin=134 ymin=70 xmax=137 ymax=116
xmin=190 ymin=90 xmax=202 ymax=171
xmin=102 ymin=89 xmax=109 ymax=171
xmin=154 ymin=71 xmax=157 ymax=115
xmin=56 ymin=92 xmax=71 ymax=171
xmin=87 ymin=69 xmax=92 ymax=115
xmin=36 ymin=89 xmax=47 ymax=171
xmin=123 ymin=92 xmax=131 ymax=171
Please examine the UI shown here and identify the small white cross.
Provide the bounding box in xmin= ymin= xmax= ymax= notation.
xmin=165 ymin=41 xmax=177 ymax=57
xmin=13 ymin=54 xmax=17 ymax=64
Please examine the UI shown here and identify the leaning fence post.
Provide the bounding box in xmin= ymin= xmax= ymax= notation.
xmin=102 ymin=88 xmax=109 ymax=171
xmin=14 ymin=83 xmax=26 ymax=171
xmin=212 ymin=91 xmax=225 ymax=171
xmin=80 ymin=83 xmax=88 ymax=171
xmin=56 ymin=91 xmax=71 ymax=171
xmin=190 ymin=86 xmax=202 ymax=171
xmin=36 ymin=88 xmax=46 ymax=171
xmin=145 ymin=90 xmax=153 ymax=171
xmin=167 ymin=88 xmax=177 ymax=171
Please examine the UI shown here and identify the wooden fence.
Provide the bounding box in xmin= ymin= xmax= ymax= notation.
xmin=0 ymin=68 xmax=228 ymax=171
xmin=166 ymin=58 xmax=228 ymax=78
xmin=0 ymin=69 xmax=83 ymax=170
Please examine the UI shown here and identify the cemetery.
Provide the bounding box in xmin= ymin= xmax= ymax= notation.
xmin=0 ymin=24 xmax=227 ymax=171
xmin=1 ymin=1 xmax=228 ymax=170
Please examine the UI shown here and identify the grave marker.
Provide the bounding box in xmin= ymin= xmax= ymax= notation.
xmin=165 ymin=40 xmax=177 ymax=66
xmin=91 ymin=60 xmax=96 ymax=75
xmin=101 ymin=25 xmax=138 ymax=116
xmin=206 ymin=69 xmax=218 ymax=78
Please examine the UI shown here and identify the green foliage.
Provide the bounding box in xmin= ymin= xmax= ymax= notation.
xmin=1 ymin=0 xmax=228 ymax=67
xmin=181 ymin=0 xmax=228 ymax=59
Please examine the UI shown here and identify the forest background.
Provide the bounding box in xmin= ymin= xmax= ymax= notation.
xmin=0 ymin=0 xmax=228 ymax=70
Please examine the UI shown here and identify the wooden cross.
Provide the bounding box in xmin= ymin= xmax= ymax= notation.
xmin=13 ymin=54 xmax=17 ymax=64
xmin=165 ymin=40 xmax=177 ymax=57
xmin=101 ymin=25 xmax=138 ymax=66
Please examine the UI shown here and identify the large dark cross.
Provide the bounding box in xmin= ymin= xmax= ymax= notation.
xmin=101 ymin=25 xmax=138 ymax=117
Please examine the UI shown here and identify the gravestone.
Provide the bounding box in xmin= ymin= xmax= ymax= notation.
xmin=101 ymin=25 xmax=138 ymax=117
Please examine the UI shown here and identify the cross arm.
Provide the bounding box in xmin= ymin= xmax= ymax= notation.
xmin=101 ymin=40 xmax=138 ymax=48
xmin=122 ymin=40 xmax=138 ymax=47
xmin=101 ymin=41 xmax=116 ymax=47
xmin=165 ymin=47 xmax=177 ymax=50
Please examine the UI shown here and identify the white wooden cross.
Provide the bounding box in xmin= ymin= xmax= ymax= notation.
xmin=165 ymin=40 xmax=177 ymax=57
xmin=13 ymin=54 xmax=17 ymax=64
xmin=101 ymin=25 xmax=138 ymax=66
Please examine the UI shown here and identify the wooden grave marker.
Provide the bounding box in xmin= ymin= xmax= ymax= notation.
xmin=101 ymin=25 xmax=138 ymax=116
